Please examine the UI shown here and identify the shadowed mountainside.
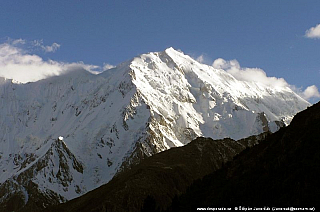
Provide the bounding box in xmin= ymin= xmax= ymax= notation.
xmin=45 ymin=133 xmax=267 ymax=212
xmin=171 ymin=102 xmax=320 ymax=210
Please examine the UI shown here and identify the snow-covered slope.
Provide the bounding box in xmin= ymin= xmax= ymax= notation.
xmin=0 ymin=48 xmax=309 ymax=205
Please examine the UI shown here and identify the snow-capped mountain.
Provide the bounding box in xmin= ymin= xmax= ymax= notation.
xmin=0 ymin=48 xmax=310 ymax=205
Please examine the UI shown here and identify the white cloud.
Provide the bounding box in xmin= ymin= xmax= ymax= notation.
xmin=305 ymin=24 xmax=320 ymax=39
xmin=0 ymin=41 xmax=105 ymax=83
xmin=11 ymin=38 xmax=26 ymax=45
xmin=302 ymin=85 xmax=320 ymax=100
xmin=212 ymin=58 xmax=288 ymax=87
xmin=76 ymin=62 xmax=101 ymax=75
xmin=193 ymin=54 xmax=213 ymax=65
xmin=43 ymin=43 xmax=61 ymax=53
xmin=32 ymin=40 xmax=61 ymax=53
xmin=0 ymin=43 xmax=64 ymax=83
xmin=212 ymin=58 xmax=228 ymax=69
xmin=212 ymin=58 xmax=320 ymax=102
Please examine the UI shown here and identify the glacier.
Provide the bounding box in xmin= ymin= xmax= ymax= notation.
xmin=0 ymin=47 xmax=310 ymax=204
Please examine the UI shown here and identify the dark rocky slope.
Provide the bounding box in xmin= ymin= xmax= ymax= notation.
xmin=45 ymin=134 xmax=266 ymax=212
xmin=172 ymin=102 xmax=320 ymax=210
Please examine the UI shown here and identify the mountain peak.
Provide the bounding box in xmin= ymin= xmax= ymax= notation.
xmin=163 ymin=47 xmax=190 ymax=62
xmin=0 ymin=48 xmax=310 ymax=210
xmin=164 ymin=46 xmax=180 ymax=54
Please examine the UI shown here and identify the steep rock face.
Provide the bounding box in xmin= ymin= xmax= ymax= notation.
xmin=0 ymin=48 xmax=309 ymax=208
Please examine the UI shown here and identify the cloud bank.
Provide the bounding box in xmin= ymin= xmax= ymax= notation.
xmin=212 ymin=58 xmax=320 ymax=101
xmin=0 ymin=39 xmax=107 ymax=83
xmin=302 ymin=85 xmax=320 ymax=100
xmin=212 ymin=58 xmax=288 ymax=87
xmin=305 ymin=24 xmax=320 ymax=39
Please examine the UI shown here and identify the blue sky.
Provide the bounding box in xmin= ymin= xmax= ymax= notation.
xmin=0 ymin=0 xmax=320 ymax=102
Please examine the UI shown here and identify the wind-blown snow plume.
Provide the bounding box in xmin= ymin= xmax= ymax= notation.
xmin=103 ymin=63 xmax=115 ymax=71
xmin=196 ymin=55 xmax=205 ymax=63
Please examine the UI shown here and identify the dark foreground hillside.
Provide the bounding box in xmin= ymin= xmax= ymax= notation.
xmin=171 ymin=102 xmax=320 ymax=211
xmin=45 ymin=133 xmax=266 ymax=212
